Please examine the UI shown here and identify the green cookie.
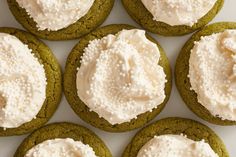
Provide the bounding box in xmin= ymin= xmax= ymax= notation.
xmin=64 ymin=24 xmax=172 ymax=132
xmin=175 ymin=22 xmax=236 ymax=125
xmin=122 ymin=117 xmax=229 ymax=157
xmin=14 ymin=123 xmax=112 ymax=157
xmin=0 ymin=27 xmax=62 ymax=136
xmin=122 ymin=0 xmax=224 ymax=36
xmin=7 ymin=0 xmax=114 ymax=40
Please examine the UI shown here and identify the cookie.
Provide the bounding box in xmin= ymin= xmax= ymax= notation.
xmin=122 ymin=117 xmax=229 ymax=157
xmin=64 ymin=24 xmax=172 ymax=132
xmin=122 ymin=0 xmax=224 ymax=36
xmin=0 ymin=27 xmax=62 ymax=136
xmin=14 ymin=122 xmax=112 ymax=157
xmin=7 ymin=0 xmax=114 ymax=40
xmin=175 ymin=22 xmax=236 ymax=125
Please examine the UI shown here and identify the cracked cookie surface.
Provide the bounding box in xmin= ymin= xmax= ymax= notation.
xmin=0 ymin=27 xmax=62 ymax=136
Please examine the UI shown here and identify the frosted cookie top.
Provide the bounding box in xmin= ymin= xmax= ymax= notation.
xmin=141 ymin=0 xmax=217 ymax=26
xmin=76 ymin=29 xmax=166 ymax=125
xmin=137 ymin=134 xmax=218 ymax=157
xmin=0 ymin=33 xmax=46 ymax=128
xmin=16 ymin=0 xmax=95 ymax=31
xmin=189 ymin=30 xmax=236 ymax=121
xmin=25 ymin=138 xmax=97 ymax=157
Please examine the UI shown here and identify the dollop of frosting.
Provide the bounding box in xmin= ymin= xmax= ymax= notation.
xmin=25 ymin=138 xmax=97 ymax=157
xmin=141 ymin=0 xmax=217 ymax=26
xmin=137 ymin=134 xmax=218 ymax=157
xmin=0 ymin=33 xmax=46 ymax=128
xmin=16 ymin=0 xmax=95 ymax=31
xmin=189 ymin=30 xmax=236 ymax=121
xmin=76 ymin=29 xmax=166 ymax=125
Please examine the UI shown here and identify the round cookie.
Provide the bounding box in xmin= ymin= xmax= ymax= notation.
xmin=122 ymin=117 xmax=229 ymax=157
xmin=64 ymin=24 xmax=172 ymax=132
xmin=0 ymin=27 xmax=62 ymax=136
xmin=7 ymin=0 xmax=114 ymax=40
xmin=121 ymin=0 xmax=224 ymax=36
xmin=14 ymin=122 xmax=112 ymax=157
xmin=175 ymin=22 xmax=236 ymax=125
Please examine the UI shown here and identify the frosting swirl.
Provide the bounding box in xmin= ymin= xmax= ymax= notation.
xmin=189 ymin=30 xmax=236 ymax=121
xmin=25 ymin=138 xmax=97 ymax=157
xmin=0 ymin=33 xmax=46 ymax=128
xmin=141 ymin=0 xmax=216 ymax=26
xmin=137 ymin=135 xmax=218 ymax=157
xmin=76 ymin=29 xmax=166 ymax=125
xmin=16 ymin=0 xmax=95 ymax=31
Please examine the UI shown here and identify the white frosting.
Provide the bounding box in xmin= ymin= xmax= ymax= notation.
xmin=141 ymin=0 xmax=217 ymax=26
xmin=137 ymin=135 xmax=218 ymax=157
xmin=76 ymin=29 xmax=166 ymax=125
xmin=189 ymin=30 xmax=236 ymax=121
xmin=16 ymin=0 xmax=95 ymax=31
xmin=25 ymin=138 xmax=97 ymax=157
xmin=0 ymin=33 xmax=46 ymax=128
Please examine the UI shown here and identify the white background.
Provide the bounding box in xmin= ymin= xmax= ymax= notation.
xmin=0 ymin=0 xmax=236 ymax=156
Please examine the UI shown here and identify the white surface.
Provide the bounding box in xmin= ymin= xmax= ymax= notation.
xmin=0 ymin=0 xmax=235 ymax=156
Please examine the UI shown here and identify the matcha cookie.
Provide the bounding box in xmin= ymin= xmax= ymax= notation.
xmin=14 ymin=122 xmax=112 ymax=157
xmin=175 ymin=22 xmax=236 ymax=125
xmin=122 ymin=117 xmax=229 ymax=157
xmin=0 ymin=27 xmax=62 ymax=136
xmin=64 ymin=24 xmax=172 ymax=132
xmin=7 ymin=0 xmax=114 ymax=40
xmin=122 ymin=0 xmax=224 ymax=36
